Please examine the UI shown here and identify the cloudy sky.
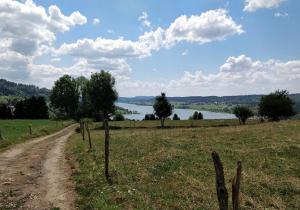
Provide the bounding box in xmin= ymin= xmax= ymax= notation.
xmin=0 ymin=0 xmax=299 ymax=96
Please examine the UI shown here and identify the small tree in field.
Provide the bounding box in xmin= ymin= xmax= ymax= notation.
xmin=197 ymin=112 xmax=203 ymax=120
xmin=113 ymin=112 xmax=125 ymax=121
xmin=153 ymin=93 xmax=173 ymax=128
xmin=259 ymin=90 xmax=295 ymax=121
xmin=50 ymin=75 xmax=79 ymax=117
xmin=192 ymin=111 xmax=199 ymax=120
xmin=233 ymin=106 xmax=254 ymax=125
xmin=173 ymin=113 xmax=180 ymax=120
xmin=86 ymin=71 xmax=118 ymax=181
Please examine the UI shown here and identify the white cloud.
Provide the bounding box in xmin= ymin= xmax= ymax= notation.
xmin=56 ymin=37 xmax=147 ymax=59
xmin=56 ymin=27 xmax=165 ymax=59
xmin=274 ymin=12 xmax=288 ymax=17
xmin=117 ymin=55 xmax=300 ymax=96
xmin=0 ymin=0 xmax=86 ymax=56
xmin=165 ymin=9 xmax=244 ymax=46
xmin=181 ymin=50 xmax=189 ymax=56
xmin=93 ymin=18 xmax=100 ymax=25
xmin=244 ymin=0 xmax=286 ymax=12
xmin=0 ymin=51 xmax=30 ymax=80
xmin=138 ymin=11 xmax=151 ymax=28
xmin=56 ymin=9 xmax=242 ymax=60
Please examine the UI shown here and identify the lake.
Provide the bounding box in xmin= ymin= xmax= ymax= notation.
xmin=116 ymin=102 xmax=236 ymax=120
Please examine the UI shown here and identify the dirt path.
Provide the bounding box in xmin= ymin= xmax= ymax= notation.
xmin=0 ymin=124 xmax=78 ymax=210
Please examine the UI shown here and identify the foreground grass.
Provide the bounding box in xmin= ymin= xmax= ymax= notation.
xmin=0 ymin=119 xmax=73 ymax=151
xmin=67 ymin=120 xmax=300 ymax=209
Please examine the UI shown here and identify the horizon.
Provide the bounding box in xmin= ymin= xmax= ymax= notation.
xmin=0 ymin=0 xmax=300 ymax=96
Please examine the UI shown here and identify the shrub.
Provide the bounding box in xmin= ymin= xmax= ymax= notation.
xmin=173 ymin=113 xmax=180 ymax=120
xmin=233 ymin=106 xmax=254 ymax=125
xmin=113 ymin=112 xmax=125 ymax=121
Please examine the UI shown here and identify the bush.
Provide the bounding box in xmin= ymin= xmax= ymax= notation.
xmin=233 ymin=106 xmax=254 ymax=125
xmin=14 ymin=96 xmax=48 ymax=119
xmin=113 ymin=112 xmax=125 ymax=121
xmin=144 ymin=114 xmax=156 ymax=120
xmin=259 ymin=90 xmax=296 ymax=121
xmin=0 ymin=104 xmax=12 ymax=119
xmin=192 ymin=111 xmax=203 ymax=120
xmin=173 ymin=113 xmax=180 ymax=120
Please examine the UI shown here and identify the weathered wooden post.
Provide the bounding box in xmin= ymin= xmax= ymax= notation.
xmin=28 ymin=124 xmax=32 ymax=135
xmin=104 ymin=119 xmax=111 ymax=182
xmin=212 ymin=151 xmax=242 ymax=210
xmin=0 ymin=128 xmax=3 ymax=140
xmin=212 ymin=151 xmax=228 ymax=210
xmin=85 ymin=122 xmax=92 ymax=149
xmin=82 ymin=121 xmax=85 ymax=141
xmin=232 ymin=161 xmax=242 ymax=210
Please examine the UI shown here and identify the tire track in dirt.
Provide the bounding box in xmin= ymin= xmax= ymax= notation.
xmin=0 ymin=124 xmax=78 ymax=210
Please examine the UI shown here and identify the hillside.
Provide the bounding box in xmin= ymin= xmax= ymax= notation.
xmin=119 ymin=94 xmax=300 ymax=113
xmin=0 ymin=79 xmax=50 ymax=103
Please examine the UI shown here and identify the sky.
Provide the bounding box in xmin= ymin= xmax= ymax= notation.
xmin=0 ymin=0 xmax=299 ymax=96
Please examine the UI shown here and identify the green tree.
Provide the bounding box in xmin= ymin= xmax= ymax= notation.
xmin=173 ymin=113 xmax=180 ymax=120
xmin=233 ymin=106 xmax=254 ymax=125
xmin=86 ymin=71 xmax=118 ymax=181
xmin=113 ymin=112 xmax=125 ymax=121
xmin=192 ymin=111 xmax=199 ymax=120
xmin=50 ymin=75 xmax=79 ymax=117
xmin=153 ymin=93 xmax=173 ymax=128
xmin=75 ymin=76 xmax=93 ymax=120
xmin=197 ymin=112 xmax=203 ymax=120
xmin=0 ymin=104 xmax=12 ymax=119
xmin=192 ymin=111 xmax=203 ymax=120
xmin=259 ymin=90 xmax=295 ymax=121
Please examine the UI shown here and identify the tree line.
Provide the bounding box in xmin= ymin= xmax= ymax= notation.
xmin=0 ymin=96 xmax=48 ymax=119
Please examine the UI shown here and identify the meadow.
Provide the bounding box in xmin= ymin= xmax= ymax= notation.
xmin=105 ymin=119 xmax=259 ymax=129
xmin=0 ymin=119 xmax=72 ymax=151
xmin=66 ymin=119 xmax=300 ymax=209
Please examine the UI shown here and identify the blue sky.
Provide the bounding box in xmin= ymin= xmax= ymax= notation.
xmin=0 ymin=0 xmax=299 ymax=96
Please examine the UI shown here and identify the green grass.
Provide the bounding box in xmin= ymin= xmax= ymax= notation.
xmin=104 ymin=119 xmax=260 ymax=129
xmin=0 ymin=119 xmax=73 ymax=151
xmin=66 ymin=120 xmax=300 ymax=209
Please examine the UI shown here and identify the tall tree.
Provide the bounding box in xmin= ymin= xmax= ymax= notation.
xmin=50 ymin=75 xmax=79 ymax=117
xmin=0 ymin=104 xmax=12 ymax=119
xmin=14 ymin=96 xmax=48 ymax=119
xmin=259 ymin=90 xmax=295 ymax=121
xmin=153 ymin=92 xmax=173 ymax=128
xmin=86 ymin=70 xmax=118 ymax=181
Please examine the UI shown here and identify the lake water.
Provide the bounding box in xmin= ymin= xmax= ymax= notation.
xmin=116 ymin=102 xmax=236 ymax=120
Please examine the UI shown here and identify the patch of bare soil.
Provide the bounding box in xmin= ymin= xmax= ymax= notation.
xmin=0 ymin=124 xmax=78 ymax=210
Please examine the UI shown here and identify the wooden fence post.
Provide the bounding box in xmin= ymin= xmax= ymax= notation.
xmin=232 ymin=161 xmax=242 ymax=210
xmin=104 ymin=119 xmax=111 ymax=183
xmin=0 ymin=128 xmax=3 ymax=140
xmin=82 ymin=122 xmax=85 ymax=141
xmin=85 ymin=122 xmax=92 ymax=149
xmin=212 ymin=151 xmax=228 ymax=210
xmin=28 ymin=125 xmax=32 ymax=135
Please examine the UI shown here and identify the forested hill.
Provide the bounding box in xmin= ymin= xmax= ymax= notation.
xmin=0 ymin=79 xmax=50 ymax=98
xmin=119 ymin=94 xmax=300 ymax=113
xmin=119 ymin=94 xmax=300 ymax=104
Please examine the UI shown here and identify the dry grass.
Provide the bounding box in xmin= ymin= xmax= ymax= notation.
xmin=66 ymin=120 xmax=300 ymax=209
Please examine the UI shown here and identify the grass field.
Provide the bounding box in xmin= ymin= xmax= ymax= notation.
xmin=67 ymin=120 xmax=300 ymax=209
xmin=104 ymin=119 xmax=260 ymax=129
xmin=0 ymin=119 xmax=73 ymax=151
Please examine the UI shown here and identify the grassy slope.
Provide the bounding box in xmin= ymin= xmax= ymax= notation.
xmin=106 ymin=119 xmax=254 ymax=129
xmin=0 ymin=119 xmax=73 ymax=151
xmin=67 ymin=120 xmax=300 ymax=210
